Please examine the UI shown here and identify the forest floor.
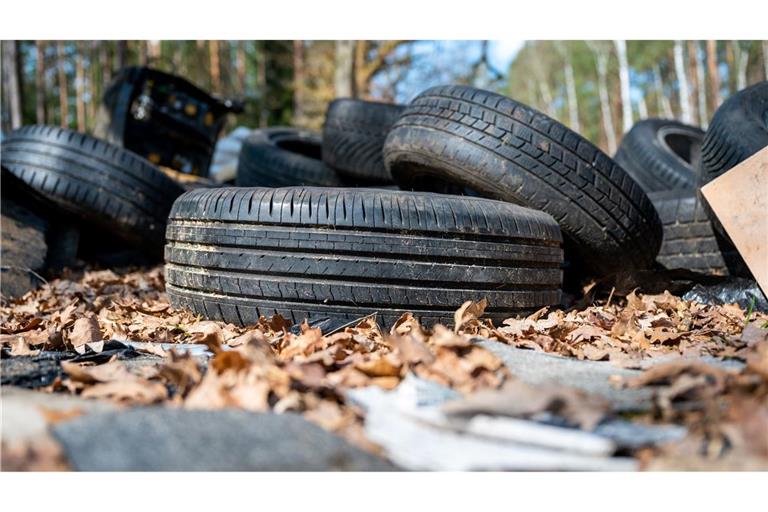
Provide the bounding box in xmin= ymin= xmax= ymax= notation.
xmin=2 ymin=265 xmax=767 ymax=470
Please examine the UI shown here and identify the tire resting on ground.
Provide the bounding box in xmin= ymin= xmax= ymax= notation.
xmin=236 ymin=128 xmax=344 ymax=187
xmin=383 ymin=85 xmax=662 ymax=277
xmin=648 ymin=190 xmax=732 ymax=275
xmin=322 ymin=99 xmax=405 ymax=184
xmin=614 ymin=118 xmax=703 ymax=192
xmin=1 ymin=125 xmax=184 ymax=250
xmin=164 ymin=187 xmax=564 ymax=327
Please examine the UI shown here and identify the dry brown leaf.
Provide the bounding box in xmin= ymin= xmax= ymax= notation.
xmin=69 ymin=317 xmax=102 ymax=354
xmin=453 ymin=298 xmax=488 ymax=333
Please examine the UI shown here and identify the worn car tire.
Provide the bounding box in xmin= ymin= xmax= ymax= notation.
xmin=164 ymin=187 xmax=564 ymax=327
xmin=1 ymin=125 xmax=184 ymax=251
xmin=383 ymin=85 xmax=662 ymax=278
xmin=700 ymin=81 xmax=768 ymax=187
xmin=699 ymin=81 xmax=768 ymax=276
xmin=236 ymin=128 xmax=344 ymax=187
xmin=648 ymin=190 xmax=735 ymax=275
xmin=614 ymin=119 xmax=703 ymax=192
xmin=322 ymin=99 xmax=404 ymax=184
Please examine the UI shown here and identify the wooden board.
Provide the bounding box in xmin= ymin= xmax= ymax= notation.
xmin=701 ymin=146 xmax=768 ymax=295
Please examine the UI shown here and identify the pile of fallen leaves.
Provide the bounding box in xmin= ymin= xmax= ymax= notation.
xmin=2 ymin=265 xmax=767 ymax=466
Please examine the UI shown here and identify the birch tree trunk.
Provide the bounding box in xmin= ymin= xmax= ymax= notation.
xmin=674 ymin=40 xmax=692 ymax=124
xmin=591 ymin=45 xmax=617 ymax=154
xmin=763 ymin=41 xmax=768 ymax=80
xmin=638 ymin=92 xmax=648 ymax=119
xmin=563 ymin=57 xmax=580 ymax=131
xmin=687 ymin=41 xmax=701 ymax=125
xmin=57 ymin=41 xmax=69 ymax=128
xmin=614 ymin=40 xmax=632 ymax=133
xmin=334 ymin=40 xmax=354 ymax=98
xmin=2 ymin=41 xmax=23 ymax=129
xmin=35 ymin=41 xmax=47 ymax=124
xmin=76 ymin=41 xmax=86 ymax=131
xmin=538 ymin=81 xmax=556 ymax=119
xmin=735 ymin=41 xmax=749 ymax=91
xmin=693 ymin=41 xmax=708 ymax=128
xmin=706 ymin=40 xmax=721 ymax=112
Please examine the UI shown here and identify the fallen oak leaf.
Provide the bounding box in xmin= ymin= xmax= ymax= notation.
xmin=453 ymin=298 xmax=488 ymax=333
xmin=69 ymin=317 xmax=102 ymax=354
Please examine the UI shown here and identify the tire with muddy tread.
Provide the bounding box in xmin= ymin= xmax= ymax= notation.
xmin=614 ymin=119 xmax=703 ymax=192
xmin=1 ymin=125 xmax=184 ymax=251
xmin=383 ymin=85 xmax=662 ymax=278
xmin=322 ymin=99 xmax=404 ymax=184
xmin=236 ymin=128 xmax=344 ymax=187
xmin=164 ymin=187 xmax=564 ymax=327
xmin=648 ymin=190 xmax=732 ymax=275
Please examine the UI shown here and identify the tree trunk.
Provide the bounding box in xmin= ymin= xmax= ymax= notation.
xmin=674 ymin=40 xmax=692 ymax=124
xmin=139 ymin=41 xmax=148 ymax=66
xmin=639 ymin=92 xmax=650 ymax=119
xmin=706 ymin=40 xmax=721 ymax=112
xmin=147 ymin=40 xmax=161 ymax=65
xmin=594 ymin=50 xmax=617 ymax=154
xmin=687 ymin=41 xmax=701 ymax=125
xmin=101 ymin=41 xmax=112 ymax=86
xmin=763 ymin=41 xmax=768 ymax=80
xmin=563 ymin=58 xmax=580 ymax=132
xmin=75 ymin=41 xmax=86 ymax=131
xmin=35 ymin=41 xmax=47 ymax=124
xmin=2 ymin=41 xmax=23 ymax=129
xmin=293 ymin=40 xmax=306 ymax=125
xmin=209 ymin=40 xmax=221 ymax=94
xmin=735 ymin=41 xmax=749 ymax=92
xmin=57 ymin=41 xmax=69 ymax=128
xmin=538 ymin=81 xmax=556 ymax=119
xmin=116 ymin=40 xmax=127 ymax=70
xmin=653 ymin=65 xmax=674 ymax=119
xmin=334 ymin=40 xmax=355 ymax=98
xmin=693 ymin=41 xmax=708 ymax=128
xmin=257 ymin=41 xmax=268 ymax=128
xmin=236 ymin=41 xmax=247 ymax=93
xmin=614 ymin=40 xmax=633 ymax=133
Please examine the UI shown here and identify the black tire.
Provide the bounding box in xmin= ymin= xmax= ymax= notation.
xmin=1 ymin=125 xmax=184 ymax=251
xmin=164 ymin=187 xmax=564 ymax=327
xmin=236 ymin=128 xmax=344 ymax=187
xmin=700 ymin=81 xmax=768 ymax=187
xmin=699 ymin=81 xmax=768 ymax=276
xmin=383 ymin=85 xmax=662 ymax=278
xmin=648 ymin=191 xmax=732 ymax=275
xmin=322 ymin=99 xmax=404 ymax=184
xmin=614 ymin=119 xmax=703 ymax=192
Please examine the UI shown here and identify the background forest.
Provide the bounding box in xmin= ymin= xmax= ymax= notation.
xmin=2 ymin=40 xmax=767 ymax=154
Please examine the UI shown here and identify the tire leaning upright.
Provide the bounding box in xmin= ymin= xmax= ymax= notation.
xmin=614 ymin=119 xmax=703 ymax=192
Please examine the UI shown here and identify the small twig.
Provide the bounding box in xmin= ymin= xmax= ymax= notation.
xmin=1 ymin=265 xmax=49 ymax=285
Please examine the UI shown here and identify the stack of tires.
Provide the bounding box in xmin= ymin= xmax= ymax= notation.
xmin=614 ymin=81 xmax=768 ymax=277
xmin=164 ymin=85 xmax=669 ymax=327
